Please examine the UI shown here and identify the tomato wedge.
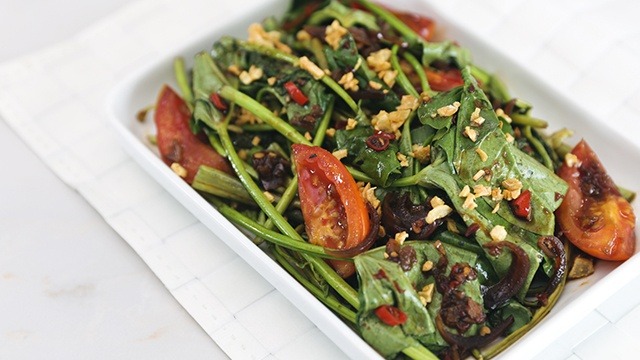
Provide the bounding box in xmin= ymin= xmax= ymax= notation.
xmin=426 ymin=68 xmax=464 ymax=92
xmin=154 ymin=85 xmax=232 ymax=184
xmin=556 ymin=140 xmax=636 ymax=261
xmin=390 ymin=10 xmax=435 ymax=41
xmin=291 ymin=144 xmax=371 ymax=277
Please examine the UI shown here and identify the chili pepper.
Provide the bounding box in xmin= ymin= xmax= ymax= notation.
xmin=209 ymin=92 xmax=228 ymax=111
xmin=374 ymin=305 xmax=407 ymax=326
xmin=284 ymin=81 xmax=309 ymax=105
xmin=510 ymin=189 xmax=532 ymax=221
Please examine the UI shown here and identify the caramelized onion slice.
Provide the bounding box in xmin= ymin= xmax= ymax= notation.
xmin=436 ymin=313 xmax=514 ymax=359
xmin=381 ymin=192 xmax=442 ymax=240
xmin=532 ymin=236 xmax=566 ymax=306
xmin=326 ymin=203 xmax=381 ymax=258
xmin=482 ymin=241 xmax=530 ymax=311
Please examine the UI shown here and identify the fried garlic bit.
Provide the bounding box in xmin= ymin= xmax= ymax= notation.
xmin=358 ymin=181 xmax=381 ymax=210
xmin=247 ymin=23 xmax=291 ymax=53
xmin=371 ymin=95 xmax=419 ymax=138
xmin=325 ymin=20 xmax=348 ymax=50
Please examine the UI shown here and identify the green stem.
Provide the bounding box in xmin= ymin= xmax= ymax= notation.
xmin=218 ymin=120 xmax=359 ymax=308
xmin=206 ymin=132 xmax=227 ymax=156
xmin=403 ymin=51 xmax=430 ymax=95
xmin=618 ymin=186 xmax=636 ymax=203
xmin=313 ymin=97 xmax=335 ymax=146
xmin=391 ymin=45 xmax=420 ymax=98
xmin=218 ymin=85 xmax=311 ymax=145
xmin=470 ymin=65 xmax=492 ymax=91
xmin=437 ymin=231 xmax=484 ymax=255
xmin=192 ymin=166 xmax=253 ymax=204
xmin=274 ymin=247 xmax=357 ymax=323
xmin=238 ymin=41 xmax=365 ymax=121
xmin=310 ymin=38 xmax=329 ymax=70
xmin=345 ymin=166 xmax=379 ymax=184
xmin=258 ymin=176 xmax=301 ymax=243
xmin=173 ymin=57 xmax=194 ymax=106
xmin=522 ymin=126 xmax=553 ymax=170
xmin=390 ymin=171 xmax=421 ymax=188
xmin=207 ymin=196 xmax=338 ymax=258
xmin=510 ymin=113 xmax=548 ymax=128
xmin=401 ymin=345 xmax=439 ymax=360
xmin=240 ymin=124 xmax=276 ymax=132
xmin=357 ymin=0 xmax=421 ymax=44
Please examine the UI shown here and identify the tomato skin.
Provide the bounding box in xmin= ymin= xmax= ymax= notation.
xmin=374 ymin=305 xmax=407 ymax=326
xmin=154 ymin=85 xmax=232 ymax=184
xmin=348 ymin=3 xmax=435 ymax=41
xmin=391 ymin=11 xmax=435 ymax=41
xmin=556 ymin=140 xmax=636 ymax=261
xmin=426 ymin=68 xmax=464 ymax=92
xmin=291 ymin=144 xmax=371 ymax=277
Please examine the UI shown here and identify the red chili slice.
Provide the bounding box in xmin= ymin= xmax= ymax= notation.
xmin=510 ymin=189 xmax=532 ymax=221
xmin=284 ymin=81 xmax=309 ymax=106
xmin=209 ymin=92 xmax=228 ymax=111
xmin=374 ymin=305 xmax=407 ymax=326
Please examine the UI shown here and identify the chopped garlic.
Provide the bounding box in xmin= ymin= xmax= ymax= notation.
xmin=464 ymin=126 xmax=478 ymax=142
xmin=394 ymin=231 xmax=409 ymax=245
xmin=463 ymin=194 xmax=478 ymax=210
xmin=437 ymin=101 xmax=461 ymax=117
xmin=422 ymin=260 xmax=434 ymax=272
xmin=338 ymin=72 xmax=359 ymax=91
xmin=325 ymin=20 xmax=348 ymax=50
xmin=345 ymin=118 xmax=358 ymax=130
xmin=332 ymin=148 xmax=348 ymax=160
xmin=476 ymin=147 xmax=488 ymax=162
xmin=397 ymin=152 xmax=409 ymax=167
xmin=299 ymin=56 xmax=325 ymax=80
xmin=565 ymin=153 xmax=580 ymax=167
xmin=490 ymin=225 xmax=507 ymax=242
xmin=473 ymin=169 xmax=486 ymax=181
xmin=426 ymin=204 xmax=453 ymax=224
xmin=430 ymin=196 xmax=445 ymax=208
xmin=418 ymin=283 xmax=435 ymax=305
xmin=170 ymin=162 xmax=187 ymax=178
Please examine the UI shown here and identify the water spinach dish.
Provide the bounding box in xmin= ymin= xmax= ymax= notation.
xmin=146 ymin=1 xmax=637 ymax=358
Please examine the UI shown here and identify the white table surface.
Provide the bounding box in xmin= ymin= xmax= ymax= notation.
xmin=2 ymin=1 xmax=640 ymax=359
xmin=0 ymin=1 xmax=227 ymax=358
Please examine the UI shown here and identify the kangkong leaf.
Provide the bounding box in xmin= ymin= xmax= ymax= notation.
xmin=454 ymin=68 xmax=567 ymax=237
xmin=355 ymin=241 xmax=483 ymax=357
xmin=335 ymin=127 xmax=401 ymax=186
xmin=422 ymin=40 xmax=471 ymax=68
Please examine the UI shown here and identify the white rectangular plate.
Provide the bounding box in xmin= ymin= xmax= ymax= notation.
xmin=106 ymin=1 xmax=640 ymax=358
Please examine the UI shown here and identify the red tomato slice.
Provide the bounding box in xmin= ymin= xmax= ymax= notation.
xmin=291 ymin=144 xmax=371 ymax=277
xmin=426 ymin=68 xmax=464 ymax=92
xmin=374 ymin=305 xmax=407 ymax=326
xmin=154 ymin=85 xmax=232 ymax=184
xmin=556 ymin=140 xmax=636 ymax=261
xmin=391 ymin=10 xmax=435 ymax=41
xmin=348 ymin=3 xmax=435 ymax=41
